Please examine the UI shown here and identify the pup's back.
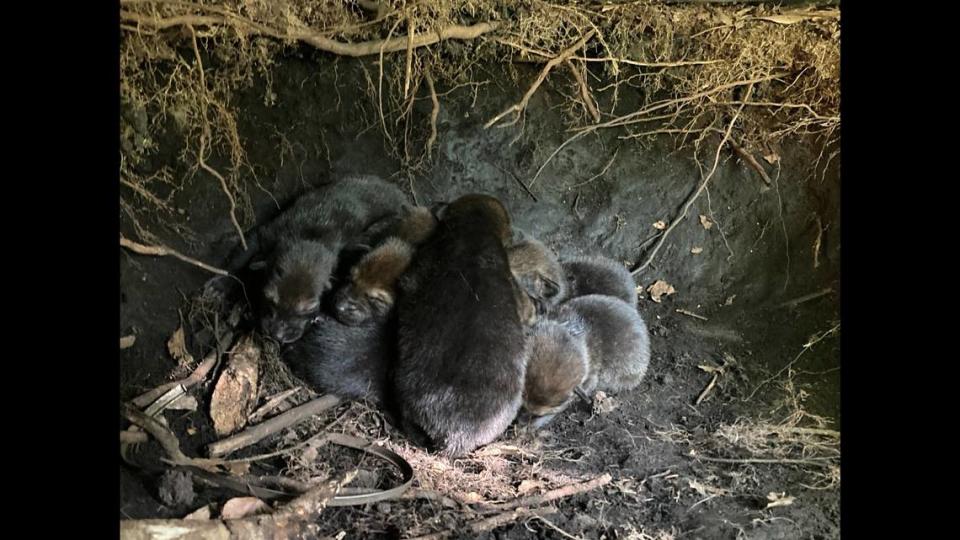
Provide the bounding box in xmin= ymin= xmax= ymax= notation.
xmin=556 ymin=294 xmax=650 ymax=393
xmin=282 ymin=312 xmax=395 ymax=406
xmin=562 ymin=255 xmax=638 ymax=308
xmin=394 ymin=194 xmax=527 ymax=457
xmin=507 ymin=235 xmax=568 ymax=312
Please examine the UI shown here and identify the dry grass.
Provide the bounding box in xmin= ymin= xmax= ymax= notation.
xmin=119 ymin=0 xmax=839 ymax=244
xmin=657 ymin=373 xmax=840 ymax=492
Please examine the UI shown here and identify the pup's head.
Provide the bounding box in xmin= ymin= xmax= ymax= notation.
xmin=523 ymin=320 xmax=589 ymax=417
xmin=260 ymin=240 xmax=337 ymax=343
xmin=333 ymin=237 xmax=413 ymax=326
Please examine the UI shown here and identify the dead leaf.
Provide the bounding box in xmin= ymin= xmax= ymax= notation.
xmin=699 ymin=215 xmax=714 ymax=230
xmin=653 ymin=220 xmax=667 ymax=230
xmin=517 ymin=480 xmax=542 ymax=495
xmin=763 ymin=152 xmax=781 ymax=165
xmin=755 ymin=13 xmax=813 ymax=25
xmin=765 ymin=492 xmax=795 ymax=509
xmin=592 ymin=391 xmax=617 ymax=415
xmin=120 ymin=335 xmax=136 ymax=350
xmin=691 ymin=247 xmax=703 ymax=254
xmin=186 ymin=426 xmax=198 ymax=436
xmin=210 ymin=335 xmax=261 ymax=436
xmin=301 ymin=445 xmax=318 ymax=463
xmin=724 ymin=294 xmax=737 ymax=306
xmin=461 ymin=492 xmax=488 ymax=504
xmin=647 ymin=280 xmax=676 ymax=303
xmin=184 ymin=506 xmax=211 ymax=521
xmin=697 ymin=364 xmax=723 ymax=374
xmin=227 ymin=462 xmax=251 ymax=476
xmin=221 ymin=497 xmax=272 ymax=520
xmin=167 ymin=324 xmax=195 ymax=367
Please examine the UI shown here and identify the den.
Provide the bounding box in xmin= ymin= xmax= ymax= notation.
xmin=119 ymin=1 xmax=841 ymax=538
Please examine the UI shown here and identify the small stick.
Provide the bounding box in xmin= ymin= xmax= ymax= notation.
xmin=409 ymin=506 xmax=559 ymax=540
xmin=424 ymin=67 xmax=439 ymax=160
xmin=746 ymin=322 xmax=840 ymax=400
xmin=485 ymin=30 xmax=596 ymax=129
xmin=812 ymin=214 xmax=824 ymax=269
xmin=696 ymin=456 xmax=837 ymax=465
xmin=121 ymin=402 xmax=221 ymax=469
xmin=248 ymin=387 xmax=302 ymax=424
xmin=676 ymin=308 xmax=708 ymax=321
xmin=566 ymin=59 xmax=600 ymax=123
xmin=779 ymin=287 xmax=833 ymax=308
xmin=207 ymin=395 xmax=342 ymax=457
xmin=728 ymin=139 xmax=772 ymax=187
xmin=492 ymin=162 xmax=538 ymax=202
xmin=631 ymin=86 xmax=754 ymax=276
xmin=695 ymin=373 xmax=719 ymax=405
xmin=120 ymin=235 xmax=229 ymax=277
xmin=483 ymin=473 xmax=612 ymax=513
xmin=529 ymin=515 xmax=584 ymax=540
xmin=130 ymin=331 xmax=233 ymax=408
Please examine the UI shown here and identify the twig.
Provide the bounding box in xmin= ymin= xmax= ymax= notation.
xmin=485 ymin=30 xmax=596 ymax=129
xmin=119 ymin=471 xmax=356 ymax=539
xmin=631 ymin=86 xmax=754 ymax=275
xmin=812 ymin=214 xmax=824 ymax=269
xmin=746 ymin=323 xmax=840 ymax=400
xmin=403 ymin=13 xmax=414 ymax=99
xmin=130 ymin=331 xmax=234 ymax=408
xmin=530 ymin=74 xmax=780 ymax=188
xmin=120 ymin=235 xmax=229 ymax=277
xmin=695 ymin=373 xmax=719 ymax=405
xmin=696 ymin=456 xmax=837 ymax=465
xmin=728 ymin=139 xmax=772 ymax=187
xmin=574 ymin=56 xmax=724 ymax=68
xmin=566 ymin=147 xmax=619 ymax=189
xmin=424 ymin=67 xmax=439 ymax=160
xmin=492 ymin=162 xmax=538 ymax=202
xmin=248 ymin=387 xmax=303 ymax=424
xmin=676 ymin=308 xmax=708 ymax=321
xmin=566 ymin=59 xmax=600 ymax=123
xmin=186 ymin=24 xmax=247 ymax=251
xmin=207 ymin=395 xmax=342 ymax=457
xmin=528 ymin=515 xmax=584 ymax=540
xmin=483 ymin=473 xmax=612 ymax=513
xmin=121 ymin=402 xmax=221 ymax=469
xmin=409 ymin=506 xmax=559 ymax=540
xmin=779 ymin=287 xmax=833 ymax=309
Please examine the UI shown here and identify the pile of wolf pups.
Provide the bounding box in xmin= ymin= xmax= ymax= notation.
xmin=224 ymin=175 xmax=650 ymax=457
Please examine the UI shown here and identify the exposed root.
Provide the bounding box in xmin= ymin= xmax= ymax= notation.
xmin=120 ymin=235 xmax=229 ymax=277
xmin=424 ymin=67 xmax=439 ymax=160
xmin=485 ymin=30 xmax=596 ymax=129
xmin=631 ymin=85 xmax=753 ymax=275
xmin=566 ymin=59 xmax=600 ymax=123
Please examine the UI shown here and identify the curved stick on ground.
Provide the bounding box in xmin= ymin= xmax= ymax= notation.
xmin=483 ymin=473 xmax=612 ymax=513
xmin=207 ymin=395 xmax=342 ymax=458
xmin=408 ymin=506 xmax=559 ymax=540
